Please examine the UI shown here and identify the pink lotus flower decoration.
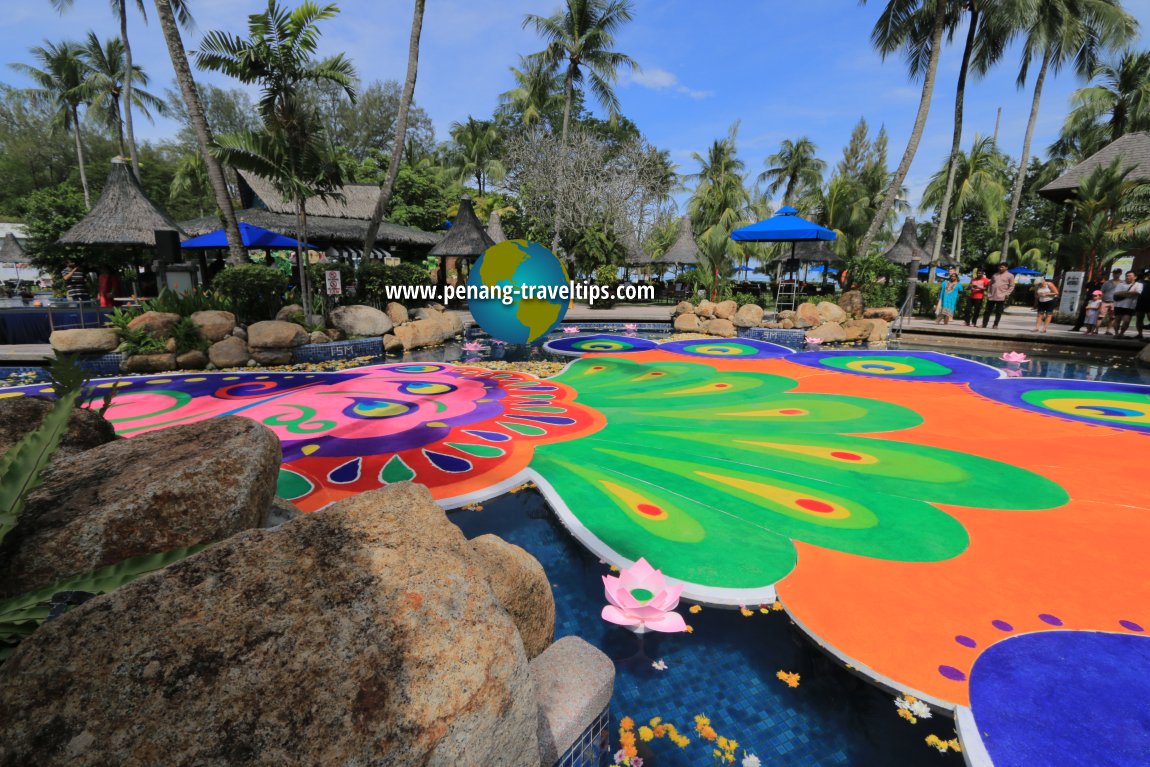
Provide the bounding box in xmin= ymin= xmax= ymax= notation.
xmin=624 ymin=323 xmax=638 ymax=333
xmin=563 ymin=326 xmax=580 ymax=334
xmin=602 ymin=558 xmax=687 ymax=633
xmin=805 ymin=337 xmax=823 ymax=346
xmin=462 ymin=341 xmax=486 ymax=352
xmin=1001 ymin=351 xmax=1029 ymax=364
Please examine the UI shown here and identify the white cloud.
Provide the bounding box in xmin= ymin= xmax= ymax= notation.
xmin=627 ymin=67 xmax=712 ymax=100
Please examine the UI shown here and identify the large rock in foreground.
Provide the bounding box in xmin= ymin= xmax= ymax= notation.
xmin=126 ymin=311 xmax=180 ymax=339
xmin=0 ymin=416 xmax=280 ymax=597
xmin=0 ymin=483 xmax=540 ymax=767
xmin=330 ymin=304 xmax=394 ymax=338
xmin=190 ymin=310 xmax=235 ymax=342
xmin=247 ymin=320 xmax=308 ymax=349
xmin=48 ymin=328 xmax=119 ymax=354
xmin=0 ymin=396 xmax=116 ymax=462
xmin=208 ymin=336 xmax=250 ymax=368
xmin=470 ymin=534 xmax=554 ymax=660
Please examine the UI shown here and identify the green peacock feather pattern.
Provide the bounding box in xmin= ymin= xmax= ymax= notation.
xmin=531 ymin=357 xmax=1069 ymax=601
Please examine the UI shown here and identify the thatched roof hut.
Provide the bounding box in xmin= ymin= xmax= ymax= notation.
xmin=58 ymin=159 xmax=184 ymax=246
xmin=883 ymin=218 xmax=927 ymax=265
xmin=0 ymin=233 xmax=26 ymax=265
xmin=1039 ymin=132 xmax=1150 ymax=202
xmin=429 ymin=196 xmax=494 ymax=258
xmin=656 ymin=216 xmax=699 ymax=266
xmin=622 ymin=227 xmax=650 ymax=266
xmin=486 ymin=211 xmax=507 ymax=244
xmin=179 ymin=209 xmax=437 ymax=249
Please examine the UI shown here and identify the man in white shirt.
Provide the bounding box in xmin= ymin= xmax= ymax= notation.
xmin=1099 ymin=268 xmax=1124 ymax=334
xmin=1114 ymin=270 xmax=1144 ymax=338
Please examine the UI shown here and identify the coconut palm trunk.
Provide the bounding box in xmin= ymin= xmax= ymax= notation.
xmin=153 ymin=0 xmax=245 ymax=264
xmin=71 ymin=105 xmax=91 ymax=209
xmin=1002 ymin=52 xmax=1048 ymax=258
xmin=857 ymin=1 xmax=947 ymax=259
xmin=120 ymin=3 xmax=140 ymax=178
xmin=363 ymin=0 xmax=425 ymax=255
xmin=297 ymin=200 xmax=312 ymax=322
xmin=929 ymin=4 xmax=979 ymax=283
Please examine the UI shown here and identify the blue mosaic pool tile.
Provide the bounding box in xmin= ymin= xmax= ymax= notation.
xmin=290 ymin=338 xmax=383 ymax=363
xmin=738 ymin=327 xmax=808 ymax=350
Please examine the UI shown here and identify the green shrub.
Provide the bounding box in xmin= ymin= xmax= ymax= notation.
xmin=119 ymin=327 xmax=167 ymax=356
xmin=862 ymin=282 xmax=903 ymax=310
xmin=916 ymin=282 xmax=941 ymax=318
xmin=211 ymin=264 xmax=289 ymax=323
xmin=357 ymin=260 xmax=432 ymax=306
xmin=171 ymin=317 xmax=209 ymax=354
xmin=104 ymin=306 xmax=139 ymax=331
xmin=142 ymin=287 xmax=233 ymax=316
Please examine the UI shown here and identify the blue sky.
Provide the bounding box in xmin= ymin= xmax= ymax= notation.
xmin=5 ymin=0 xmax=1150 ymax=216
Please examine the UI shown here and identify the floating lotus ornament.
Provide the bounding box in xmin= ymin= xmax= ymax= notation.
xmin=1001 ymin=351 xmax=1030 ymax=377
xmin=461 ymin=341 xmax=486 ymax=352
xmin=624 ymin=323 xmax=638 ymax=336
xmin=563 ymin=326 xmax=580 ymax=334
xmin=602 ymin=558 xmax=687 ymax=633
xmin=805 ymin=337 xmax=823 ymax=346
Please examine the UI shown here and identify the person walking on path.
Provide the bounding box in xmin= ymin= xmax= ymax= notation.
xmin=1100 ymin=268 xmax=1124 ymax=335
xmin=935 ymin=273 xmax=963 ymax=325
xmin=965 ymin=268 xmax=990 ymax=326
xmin=981 ymin=263 xmax=1015 ymax=329
xmin=1114 ymin=270 xmax=1144 ymax=338
xmin=1134 ymin=269 xmax=1150 ymax=341
xmin=1033 ymin=277 xmax=1060 ymax=333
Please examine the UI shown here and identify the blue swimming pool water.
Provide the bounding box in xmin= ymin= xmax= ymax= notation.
xmin=449 ymin=488 xmax=964 ymax=766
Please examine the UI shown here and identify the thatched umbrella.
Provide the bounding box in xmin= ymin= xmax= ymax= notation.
xmin=58 ymin=159 xmax=184 ymax=248
xmin=486 ymin=211 xmax=507 ymax=244
xmin=656 ymin=216 xmax=699 ymax=269
xmin=883 ymin=218 xmax=925 ymax=319
xmin=0 ymin=233 xmax=29 ymax=285
xmin=429 ymin=196 xmax=495 ymax=292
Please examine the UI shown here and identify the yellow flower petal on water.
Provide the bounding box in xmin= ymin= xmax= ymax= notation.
xmin=689 ymin=605 xmax=702 ymax=614
xmin=739 ymin=607 xmax=753 ymax=617
xmin=684 ymin=625 xmax=694 ymax=633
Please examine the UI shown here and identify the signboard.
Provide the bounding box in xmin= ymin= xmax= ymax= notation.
xmin=383 ymin=256 xmax=400 ymax=267
xmin=1060 ymin=271 xmax=1084 ymax=315
xmin=325 ymin=270 xmax=342 ymax=296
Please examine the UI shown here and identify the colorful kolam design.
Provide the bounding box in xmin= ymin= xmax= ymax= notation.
xmin=658 ymin=338 xmax=793 ymax=360
xmin=970 ymin=377 xmax=1150 ymax=432
xmin=542 ymin=333 xmax=659 ymax=356
xmin=790 ymin=349 xmax=1002 ymax=382
xmin=5 ymin=346 xmax=1150 ymax=766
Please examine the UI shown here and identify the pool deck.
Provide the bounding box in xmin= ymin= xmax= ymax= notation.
xmin=2 ymin=305 xmax=1146 ymax=364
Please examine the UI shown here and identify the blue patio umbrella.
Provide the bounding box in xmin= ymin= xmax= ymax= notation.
xmin=808 ymin=265 xmax=841 ymax=275
xmin=181 ymin=222 xmax=318 ymax=250
xmin=1009 ymin=266 xmax=1043 ymax=276
xmin=918 ymin=266 xmax=950 ymax=277
xmin=731 ymin=206 xmax=837 ymax=246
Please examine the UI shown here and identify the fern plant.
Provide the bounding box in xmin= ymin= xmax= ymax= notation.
xmin=119 ymin=327 xmax=168 ymax=356
xmin=171 ymin=317 xmax=209 ymax=354
xmin=104 ymin=306 xmax=140 ymax=331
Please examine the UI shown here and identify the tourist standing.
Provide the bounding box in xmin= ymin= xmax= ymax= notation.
xmin=1033 ymin=277 xmax=1060 ymax=333
xmin=965 ymin=268 xmax=990 ymax=326
xmin=1099 ymin=268 xmax=1124 ymax=335
xmin=981 ymin=263 xmax=1015 ymax=329
xmin=1084 ymin=290 xmax=1103 ymax=334
xmin=1113 ymin=271 xmax=1143 ymax=338
xmin=1134 ymin=269 xmax=1150 ymax=341
xmin=62 ymin=261 xmax=90 ymax=303
xmin=935 ymin=274 xmax=962 ymax=325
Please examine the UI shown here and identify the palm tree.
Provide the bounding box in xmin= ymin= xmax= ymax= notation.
xmin=80 ymin=33 xmax=167 ymax=158
xmin=449 ymin=117 xmax=504 ymax=195
xmin=196 ymin=0 xmax=356 ymax=318
xmin=11 ymin=41 xmax=92 ymax=209
xmin=170 ymin=151 xmax=210 ymax=217
xmin=926 ymin=0 xmax=1015 ymax=280
xmin=1000 ymin=0 xmax=1136 ymax=259
xmin=523 ymin=0 xmax=638 ymax=145
xmin=51 ymin=0 xmax=183 ymax=180
xmin=856 ymin=0 xmax=949 ymax=260
xmin=1062 ymin=49 xmax=1150 ymax=143
xmin=362 ymin=0 xmax=425 ymax=256
xmin=1063 ymin=159 xmax=1145 ymax=280
xmin=687 ymin=124 xmax=752 ymax=299
xmin=759 ymin=138 xmax=826 ymax=205
xmin=499 ymin=54 xmax=566 ymax=128
xmin=921 ymin=135 xmax=1008 ymax=264
xmin=153 ymin=0 xmax=246 ymax=263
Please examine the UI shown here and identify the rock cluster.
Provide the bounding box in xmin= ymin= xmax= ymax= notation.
xmin=672 ymin=301 xmax=770 ymax=334
xmin=760 ymin=299 xmax=897 ymax=344
xmin=49 ymin=301 xmax=464 ymax=372
xmin=0 ymin=482 xmax=551 ymax=767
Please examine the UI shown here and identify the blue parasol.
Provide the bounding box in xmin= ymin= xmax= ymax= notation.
xmin=181 ymin=222 xmax=318 ymax=250
xmin=1008 ymin=266 xmax=1043 ymax=276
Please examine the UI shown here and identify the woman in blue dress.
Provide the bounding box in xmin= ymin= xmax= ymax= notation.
xmin=935 ymin=273 xmax=963 ymax=325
